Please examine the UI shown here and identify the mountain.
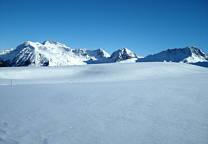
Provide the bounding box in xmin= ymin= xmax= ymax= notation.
xmin=1 ymin=42 xmax=207 ymax=67
xmin=0 ymin=41 xmax=137 ymax=66
xmin=74 ymin=48 xmax=111 ymax=64
xmin=87 ymin=48 xmax=138 ymax=64
xmin=109 ymin=48 xmax=138 ymax=62
xmin=137 ymin=46 xmax=208 ymax=64
xmin=86 ymin=49 xmax=111 ymax=60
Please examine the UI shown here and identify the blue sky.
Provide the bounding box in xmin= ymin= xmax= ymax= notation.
xmin=0 ymin=0 xmax=207 ymax=56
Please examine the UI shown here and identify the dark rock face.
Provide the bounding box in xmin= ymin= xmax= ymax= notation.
xmin=191 ymin=62 xmax=208 ymax=67
xmin=0 ymin=58 xmax=7 ymax=67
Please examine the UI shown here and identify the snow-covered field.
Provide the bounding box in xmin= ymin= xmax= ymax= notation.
xmin=0 ymin=62 xmax=208 ymax=144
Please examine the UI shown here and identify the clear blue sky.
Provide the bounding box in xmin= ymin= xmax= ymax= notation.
xmin=0 ymin=0 xmax=207 ymax=56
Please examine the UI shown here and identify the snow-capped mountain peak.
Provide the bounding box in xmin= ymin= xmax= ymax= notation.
xmin=1 ymin=42 xmax=207 ymax=67
xmin=87 ymin=48 xmax=110 ymax=60
xmin=97 ymin=48 xmax=111 ymax=58
xmin=110 ymin=48 xmax=137 ymax=62
xmin=0 ymin=41 xmax=83 ymax=66
xmin=187 ymin=46 xmax=207 ymax=56
xmin=137 ymin=46 xmax=208 ymax=63
xmin=16 ymin=41 xmax=37 ymax=50
xmin=0 ymin=41 xmax=115 ymax=66
xmin=42 ymin=40 xmax=68 ymax=48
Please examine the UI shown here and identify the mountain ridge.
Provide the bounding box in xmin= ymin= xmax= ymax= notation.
xmin=0 ymin=41 xmax=208 ymax=67
xmin=0 ymin=41 xmax=138 ymax=66
xmin=137 ymin=46 xmax=208 ymax=63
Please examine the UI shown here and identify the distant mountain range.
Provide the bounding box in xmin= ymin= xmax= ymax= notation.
xmin=0 ymin=41 xmax=208 ymax=67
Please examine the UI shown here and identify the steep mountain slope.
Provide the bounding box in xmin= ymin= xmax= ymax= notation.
xmin=109 ymin=48 xmax=137 ymax=62
xmin=137 ymin=46 xmax=208 ymax=63
xmin=86 ymin=48 xmax=110 ymax=60
xmin=0 ymin=41 xmax=77 ymax=66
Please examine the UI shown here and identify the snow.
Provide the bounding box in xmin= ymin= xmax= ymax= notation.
xmin=1 ymin=42 xmax=207 ymax=67
xmin=0 ymin=48 xmax=14 ymax=55
xmin=137 ymin=46 xmax=208 ymax=64
xmin=0 ymin=62 xmax=208 ymax=144
xmin=109 ymin=48 xmax=137 ymax=62
xmin=0 ymin=41 xmax=140 ymax=67
xmin=119 ymin=58 xmax=138 ymax=63
xmin=0 ymin=41 xmax=112 ymax=66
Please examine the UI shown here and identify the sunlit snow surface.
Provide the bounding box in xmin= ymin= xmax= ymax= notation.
xmin=0 ymin=62 xmax=208 ymax=144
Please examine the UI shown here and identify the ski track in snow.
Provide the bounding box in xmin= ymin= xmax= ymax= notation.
xmin=0 ymin=62 xmax=208 ymax=144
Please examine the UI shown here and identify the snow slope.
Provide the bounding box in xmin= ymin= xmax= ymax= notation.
xmin=0 ymin=63 xmax=208 ymax=144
